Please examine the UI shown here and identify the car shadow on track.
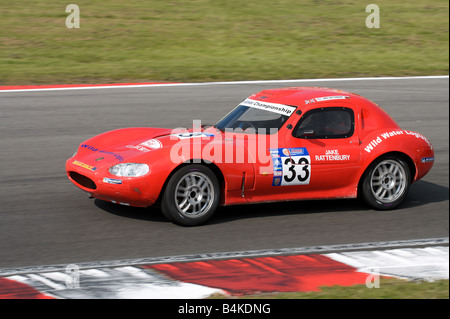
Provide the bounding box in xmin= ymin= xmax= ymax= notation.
xmin=212 ymin=198 xmax=366 ymax=225
xmin=94 ymin=199 xmax=168 ymax=223
xmin=212 ymin=181 xmax=448 ymax=225
xmin=401 ymin=180 xmax=449 ymax=209
xmin=94 ymin=180 xmax=448 ymax=225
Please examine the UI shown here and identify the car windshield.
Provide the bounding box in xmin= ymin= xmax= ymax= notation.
xmin=215 ymin=100 xmax=296 ymax=134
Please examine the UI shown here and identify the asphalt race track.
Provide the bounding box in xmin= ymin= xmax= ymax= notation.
xmin=0 ymin=77 xmax=448 ymax=270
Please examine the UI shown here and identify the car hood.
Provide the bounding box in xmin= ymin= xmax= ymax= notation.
xmin=73 ymin=127 xmax=220 ymax=165
xmin=74 ymin=127 xmax=175 ymax=164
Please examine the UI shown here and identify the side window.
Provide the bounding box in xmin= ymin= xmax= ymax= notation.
xmin=294 ymin=107 xmax=354 ymax=139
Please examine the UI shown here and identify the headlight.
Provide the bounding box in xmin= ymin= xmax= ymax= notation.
xmin=109 ymin=163 xmax=150 ymax=177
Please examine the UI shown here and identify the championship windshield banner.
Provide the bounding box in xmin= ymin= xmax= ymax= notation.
xmin=240 ymin=98 xmax=296 ymax=116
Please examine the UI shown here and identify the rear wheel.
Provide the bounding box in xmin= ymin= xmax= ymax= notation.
xmin=161 ymin=165 xmax=219 ymax=226
xmin=362 ymin=156 xmax=411 ymax=210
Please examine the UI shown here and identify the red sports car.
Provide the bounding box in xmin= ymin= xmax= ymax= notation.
xmin=66 ymin=87 xmax=434 ymax=226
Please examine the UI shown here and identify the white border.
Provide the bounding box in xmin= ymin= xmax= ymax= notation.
xmin=0 ymin=75 xmax=448 ymax=93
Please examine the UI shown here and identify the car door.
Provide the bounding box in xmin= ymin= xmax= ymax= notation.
xmin=281 ymin=105 xmax=361 ymax=192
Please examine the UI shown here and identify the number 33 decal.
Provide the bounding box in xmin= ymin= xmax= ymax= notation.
xmin=282 ymin=156 xmax=311 ymax=185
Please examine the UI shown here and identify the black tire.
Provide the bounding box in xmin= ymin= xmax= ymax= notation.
xmin=362 ymin=156 xmax=411 ymax=210
xmin=161 ymin=165 xmax=220 ymax=226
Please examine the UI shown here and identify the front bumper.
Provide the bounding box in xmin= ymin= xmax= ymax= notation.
xmin=66 ymin=158 xmax=158 ymax=207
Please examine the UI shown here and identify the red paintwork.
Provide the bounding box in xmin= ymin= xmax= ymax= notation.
xmin=66 ymin=87 xmax=434 ymax=208
xmin=0 ymin=277 xmax=54 ymax=299
xmin=144 ymin=254 xmax=374 ymax=294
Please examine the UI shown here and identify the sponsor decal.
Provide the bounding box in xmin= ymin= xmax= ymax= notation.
xmin=315 ymin=149 xmax=350 ymax=161
xmin=171 ymin=132 xmax=215 ymax=140
xmin=126 ymin=139 xmax=162 ymax=153
xmin=240 ymin=98 xmax=296 ymax=117
xmin=315 ymin=95 xmax=350 ymax=102
xmin=99 ymin=150 xmax=124 ymax=162
xmin=404 ymin=130 xmax=433 ymax=149
xmin=364 ymin=130 xmax=404 ymax=153
xmin=305 ymin=96 xmax=350 ymax=104
xmin=140 ymin=139 xmax=163 ymax=149
xmin=73 ymin=160 xmax=97 ymax=171
xmin=364 ymin=130 xmax=432 ymax=154
xmin=273 ymin=177 xmax=282 ymax=186
xmin=273 ymin=170 xmax=282 ymax=177
xmin=103 ymin=177 xmax=123 ymax=185
xmin=126 ymin=145 xmax=150 ymax=152
xmin=80 ymin=144 xmax=99 ymax=152
xmin=80 ymin=144 xmax=124 ymax=162
xmin=270 ymin=148 xmax=310 ymax=186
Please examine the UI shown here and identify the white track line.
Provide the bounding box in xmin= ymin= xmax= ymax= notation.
xmin=327 ymin=246 xmax=449 ymax=280
xmin=0 ymin=75 xmax=448 ymax=93
xmin=8 ymin=266 xmax=224 ymax=299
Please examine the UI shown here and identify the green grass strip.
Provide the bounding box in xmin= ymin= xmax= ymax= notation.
xmin=1 ymin=0 xmax=448 ymax=85
xmin=209 ymin=278 xmax=449 ymax=299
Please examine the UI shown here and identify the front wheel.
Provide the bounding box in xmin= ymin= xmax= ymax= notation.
xmin=362 ymin=156 xmax=411 ymax=210
xmin=161 ymin=165 xmax=220 ymax=226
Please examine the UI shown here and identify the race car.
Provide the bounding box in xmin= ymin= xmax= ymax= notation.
xmin=66 ymin=87 xmax=434 ymax=226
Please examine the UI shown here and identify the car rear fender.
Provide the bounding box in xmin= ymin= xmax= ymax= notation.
xmin=359 ymin=129 xmax=434 ymax=183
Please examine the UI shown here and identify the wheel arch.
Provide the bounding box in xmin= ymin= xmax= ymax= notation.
xmin=155 ymin=159 xmax=226 ymax=205
xmin=357 ymin=151 xmax=416 ymax=198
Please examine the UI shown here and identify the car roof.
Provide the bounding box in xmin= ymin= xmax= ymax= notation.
xmin=248 ymin=87 xmax=365 ymax=107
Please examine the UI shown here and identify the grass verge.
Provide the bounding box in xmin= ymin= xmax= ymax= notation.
xmin=209 ymin=278 xmax=449 ymax=299
xmin=0 ymin=0 xmax=448 ymax=85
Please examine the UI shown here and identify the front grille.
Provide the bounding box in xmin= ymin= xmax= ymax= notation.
xmin=69 ymin=171 xmax=97 ymax=190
